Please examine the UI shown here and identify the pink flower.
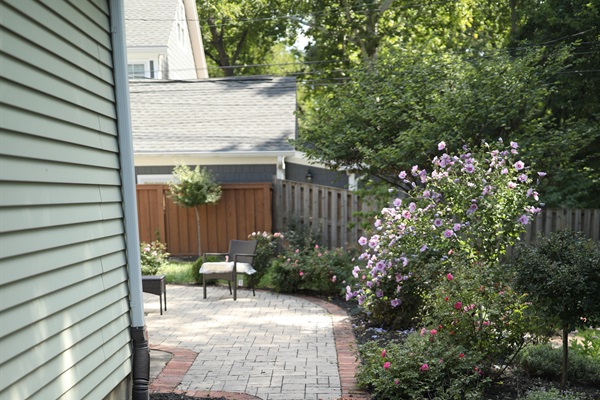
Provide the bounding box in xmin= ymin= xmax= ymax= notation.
xmin=519 ymin=214 xmax=529 ymax=224
xmin=390 ymin=298 xmax=401 ymax=307
xmin=393 ymin=198 xmax=402 ymax=207
xmin=438 ymin=141 xmax=446 ymax=151
xmin=430 ymin=329 xmax=437 ymax=335
xmin=444 ymin=296 xmax=449 ymax=302
xmin=331 ymin=275 xmax=337 ymax=282
xmin=315 ymin=244 xmax=319 ymax=249
xmin=464 ymin=163 xmax=475 ymax=173
xmin=514 ymin=160 xmax=525 ymax=170
xmin=299 ymin=271 xmax=304 ymax=276
xmin=383 ymin=362 xmax=391 ymax=370
xmin=358 ymin=236 xmax=367 ymax=246
xmin=459 ymin=353 xmax=465 ymax=359
xmin=501 ymin=168 xmax=509 ymax=175
xmin=434 ymin=218 xmax=443 ymax=227
xmin=510 ymin=141 xmax=519 ymax=149
xmin=483 ymin=321 xmax=490 ymax=326
xmin=508 ymin=181 xmax=517 ymax=189
xmin=381 ymin=349 xmax=387 ymax=358
xmin=398 ymin=171 xmax=407 ymax=179
xmin=420 ymin=364 xmax=429 ymax=372
xmin=295 ymin=249 xmax=300 ymax=253
xmin=444 ymin=229 xmax=454 ymax=238
xmin=454 ymin=301 xmax=463 ymax=310
xmin=447 ymin=273 xmax=453 ymax=281
xmin=538 ymin=171 xmax=546 ymax=177
xmin=453 ymin=223 xmax=461 ymax=231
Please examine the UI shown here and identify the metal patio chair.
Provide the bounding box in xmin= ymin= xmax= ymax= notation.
xmin=199 ymin=239 xmax=258 ymax=300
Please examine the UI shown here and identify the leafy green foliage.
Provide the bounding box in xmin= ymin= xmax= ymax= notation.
xmin=512 ymin=230 xmax=600 ymax=331
xmin=168 ymin=164 xmax=221 ymax=208
xmin=517 ymin=344 xmax=600 ymax=387
xmin=270 ymin=243 xmax=358 ymax=296
xmin=297 ymin=46 xmax=580 ymax=205
xmin=357 ymin=332 xmax=488 ymax=400
xmin=196 ymin=0 xmax=303 ymax=76
xmin=140 ymin=241 xmax=170 ymax=275
xmin=521 ymin=387 xmax=585 ymax=400
xmin=570 ymin=327 xmax=600 ymax=360
xmin=168 ymin=164 xmax=221 ymax=256
xmin=247 ymin=231 xmax=284 ymax=289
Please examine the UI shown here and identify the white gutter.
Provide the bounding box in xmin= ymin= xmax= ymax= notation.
xmin=110 ymin=1 xmax=150 ymax=398
xmin=110 ymin=0 xmax=145 ymax=329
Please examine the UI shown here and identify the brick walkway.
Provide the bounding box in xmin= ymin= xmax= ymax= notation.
xmin=144 ymin=285 xmax=369 ymax=400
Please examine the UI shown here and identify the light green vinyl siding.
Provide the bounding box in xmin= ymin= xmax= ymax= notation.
xmin=0 ymin=1 xmax=133 ymax=399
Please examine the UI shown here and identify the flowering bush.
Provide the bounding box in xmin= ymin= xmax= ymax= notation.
xmin=140 ymin=240 xmax=170 ymax=275
xmin=271 ymin=244 xmax=359 ymax=295
xmin=347 ymin=140 xmax=544 ymax=328
xmin=248 ymin=231 xmax=284 ymax=287
xmin=357 ymin=331 xmax=488 ymax=399
xmin=422 ymin=258 xmax=549 ymax=376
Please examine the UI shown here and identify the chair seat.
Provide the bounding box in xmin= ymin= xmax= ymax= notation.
xmin=200 ymin=261 xmax=256 ymax=275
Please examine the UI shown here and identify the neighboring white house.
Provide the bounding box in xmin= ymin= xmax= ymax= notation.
xmin=0 ymin=1 xmax=147 ymax=399
xmin=124 ymin=0 xmax=208 ymax=79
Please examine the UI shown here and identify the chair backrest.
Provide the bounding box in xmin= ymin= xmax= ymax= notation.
xmin=228 ymin=240 xmax=258 ymax=264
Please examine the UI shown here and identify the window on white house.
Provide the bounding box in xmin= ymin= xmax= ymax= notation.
xmin=128 ymin=63 xmax=146 ymax=78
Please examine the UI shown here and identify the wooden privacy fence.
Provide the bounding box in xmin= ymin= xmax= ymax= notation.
xmin=136 ymin=183 xmax=272 ymax=256
xmin=273 ymin=179 xmax=379 ymax=248
xmin=523 ymin=208 xmax=600 ymax=242
xmin=273 ymin=180 xmax=600 ymax=249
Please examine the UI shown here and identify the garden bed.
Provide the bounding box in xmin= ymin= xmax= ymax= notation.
xmin=326 ymin=294 xmax=600 ymax=400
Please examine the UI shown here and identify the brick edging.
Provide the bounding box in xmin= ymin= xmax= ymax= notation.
xmin=298 ymin=296 xmax=371 ymax=400
xmin=149 ymin=344 xmax=261 ymax=399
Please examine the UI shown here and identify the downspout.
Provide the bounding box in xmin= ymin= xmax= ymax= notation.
xmin=109 ymin=1 xmax=149 ymax=399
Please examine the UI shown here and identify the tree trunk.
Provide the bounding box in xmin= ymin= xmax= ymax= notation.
xmin=194 ymin=206 xmax=201 ymax=256
xmin=562 ymin=325 xmax=569 ymax=392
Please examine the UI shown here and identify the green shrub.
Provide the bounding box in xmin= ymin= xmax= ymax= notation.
xmin=517 ymin=344 xmax=600 ymax=387
xmin=140 ymin=240 xmax=170 ymax=275
xmin=270 ymin=244 xmax=358 ymax=295
xmin=520 ymin=387 xmax=583 ymax=400
xmin=570 ymin=327 xmax=600 ymax=360
xmin=270 ymin=254 xmax=303 ymax=293
xmin=248 ymin=231 xmax=284 ymax=289
xmin=357 ymin=331 xmax=488 ymax=400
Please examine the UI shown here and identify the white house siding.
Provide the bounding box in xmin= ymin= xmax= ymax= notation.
xmin=166 ymin=0 xmax=197 ymax=79
xmin=0 ymin=1 xmax=132 ymax=399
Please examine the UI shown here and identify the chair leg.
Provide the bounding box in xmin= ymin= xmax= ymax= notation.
xmin=227 ymin=280 xmax=232 ymax=295
xmin=203 ymin=275 xmax=207 ymax=299
xmin=233 ymin=275 xmax=237 ymax=301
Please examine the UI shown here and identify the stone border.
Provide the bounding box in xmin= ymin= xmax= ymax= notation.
xmin=149 ymin=295 xmax=370 ymax=400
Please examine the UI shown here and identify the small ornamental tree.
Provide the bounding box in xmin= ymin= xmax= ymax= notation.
xmin=168 ymin=164 xmax=222 ymax=256
xmin=346 ymin=139 xmax=545 ymax=328
xmin=513 ymin=230 xmax=600 ymax=391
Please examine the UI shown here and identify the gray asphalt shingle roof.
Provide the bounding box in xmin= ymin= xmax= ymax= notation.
xmin=129 ymin=76 xmax=297 ymax=154
xmin=124 ymin=0 xmax=176 ymax=47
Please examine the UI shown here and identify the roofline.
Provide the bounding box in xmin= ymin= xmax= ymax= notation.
xmin=134 ymin=150 xmax=296 ymax=157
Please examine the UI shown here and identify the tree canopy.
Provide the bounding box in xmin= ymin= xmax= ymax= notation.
xmin=194 ymin=0 xmax=600 ymax=207
xmin=196 ymin=0 xmax=303 ymax=76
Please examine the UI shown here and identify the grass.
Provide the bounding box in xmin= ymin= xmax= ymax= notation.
xmin=158 ymin=260 xmax=195 ymax=284
xmin=157 ymin=258 xmax=276 ymax=288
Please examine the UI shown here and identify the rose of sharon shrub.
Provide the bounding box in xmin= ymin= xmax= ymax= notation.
xmin=347 ymin=140 xmax=544 ymax=328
